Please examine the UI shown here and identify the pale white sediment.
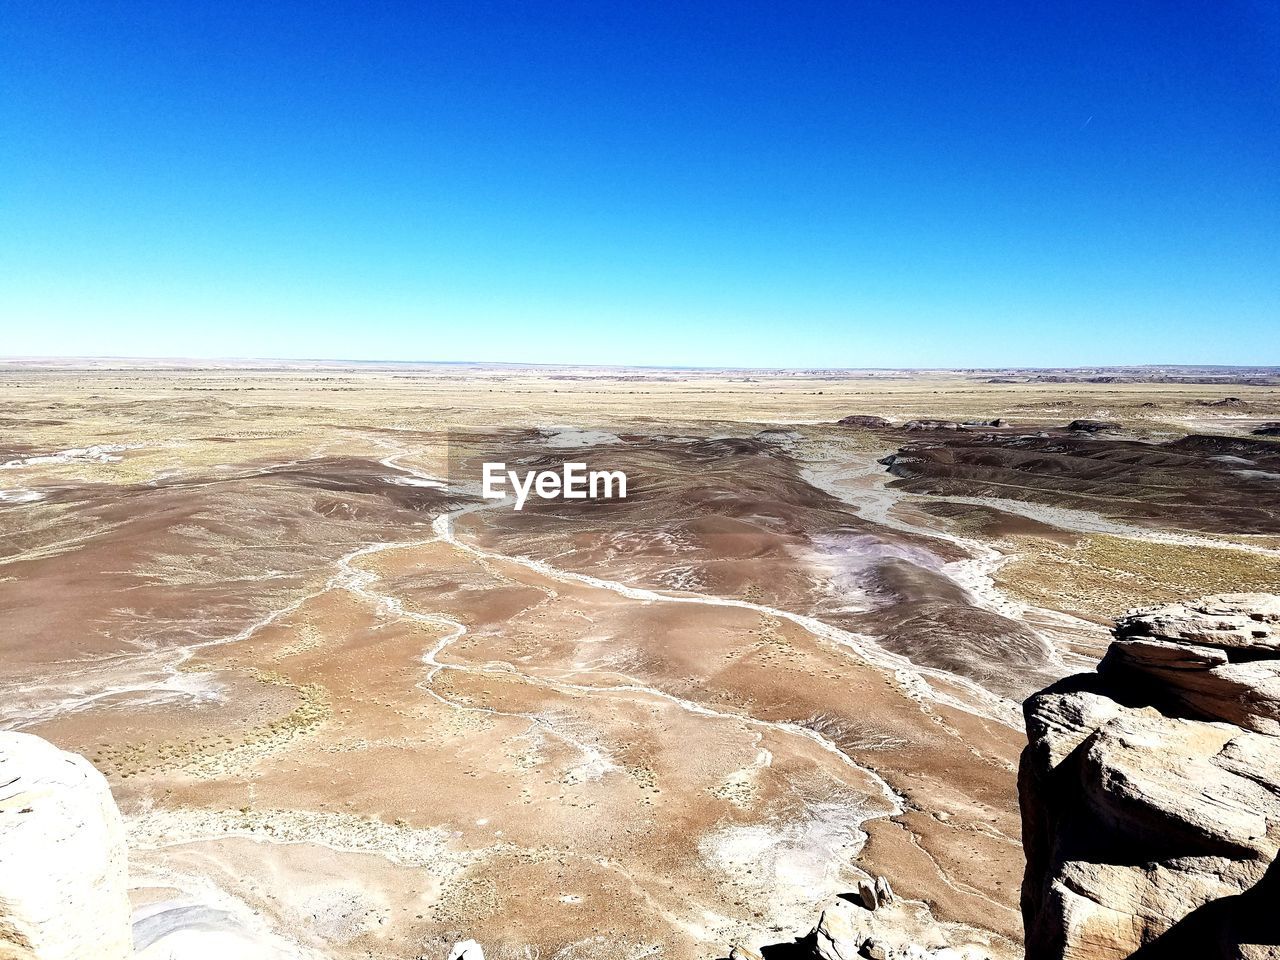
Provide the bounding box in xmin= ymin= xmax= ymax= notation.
xmin=129 ymin=868 xmax=324 ymax=960
xmin=0 ymin=488 xmax=44 ymax=503
xmin=802 ymin=447 xmax=1109 ymax=674
xmin=921 ymin=492 xmax=1280 ymax=558
xmin=540 ymin=426 xmax=624 ymax=448
xmin=1 ymin=444 xmax=142 ymax=469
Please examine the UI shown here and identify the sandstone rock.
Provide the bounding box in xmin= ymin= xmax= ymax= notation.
xmin=729 ymin=945 xmax=763 ymax=960
xmin=447 ymin=940 xmax=485 ymax=960
xmin=1101 ymin=638 xmax=1280 ymax=735
xmin=853 ymin=874 xmax=897 ymax=910
xmin=812 ymin=895 xmax=987 ymax=960
xmin=814 ymin=898 xmax=871 ymax=960
xmin=875 ymin=876 xmax=895 ymax=907
xmin=1114 ymin=593 xmax=1280 ymax=651
xmin=1020 ymin=594 xmax=1280 ymax=960
xmin=0 ymin=732 xmax=131 ymax=960
xmin=857 ymin=877 xmax=879 ymax=910
xmin=1252 ymin=423 xmax=1280 ymax=437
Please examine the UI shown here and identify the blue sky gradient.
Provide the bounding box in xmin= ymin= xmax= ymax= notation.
xmin=2 ymin=1 xmax=1277 ymax=366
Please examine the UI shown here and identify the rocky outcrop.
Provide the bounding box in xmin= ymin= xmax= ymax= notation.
xmin=0 ymin=732 xmax=131 ymax=960
xmin=446 ymin=940 xmax=485 ymax=960
xmin=857 ymin=875 xmax=895 ymax=911
xmin=838 ymin=415 xmax=894 ymax=429
xmin=838 ymin=415 xmax=1005 ymax=432
xmin=901 ymin=419 xmax=961 ymax=431
xmin=1064 ymin=419 xmax=1119 ymax=433
xmin=1252 ymin=423 xmax=1280 ymax=437
xmin=812 ymin=884 xmax=989 ymax=960
xmin=730 ymin=874 xmax=994 ymax=960
xmin=1019 ymin=594 xmax=1280 ymax=960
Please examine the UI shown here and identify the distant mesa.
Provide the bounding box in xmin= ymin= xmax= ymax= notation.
xmin=1020 ymin=593 xmax=1280 ymax=959
xmin=1018 ymin=373 xmax=1279 ymax=386
xmin=1064 ymin=419 xmax=1119 ymax=432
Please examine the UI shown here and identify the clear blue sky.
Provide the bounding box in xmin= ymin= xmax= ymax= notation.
xmin=2 ymin=1 xmax=1277 ymax=367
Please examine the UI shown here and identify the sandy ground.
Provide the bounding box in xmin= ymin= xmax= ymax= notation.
xmin=2 ymin=366 xmax=1278 ymax=959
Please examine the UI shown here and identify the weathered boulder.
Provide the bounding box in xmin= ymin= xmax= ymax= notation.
xmin=1020 ymin=594 xmax=1280 ymax=960
xmin=875 ymin=876 xmax=895 ymax=908
xmin=851 ymin=875 xmax=896 ymax=911
xmin=856 ymin=878 xmax=879 ymax=911
xmin=0 ymin=732 xmax=131 ymax=960
xmin=813 ymin=895 xmax=989 ymax=960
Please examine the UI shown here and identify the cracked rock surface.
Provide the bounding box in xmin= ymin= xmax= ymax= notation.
xmin=1019 ymin=593 xmax=1280 ymax=960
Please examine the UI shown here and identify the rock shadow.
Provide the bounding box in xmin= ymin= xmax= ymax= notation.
xmin=1129 ymin=855 xmax=1280 ymax=959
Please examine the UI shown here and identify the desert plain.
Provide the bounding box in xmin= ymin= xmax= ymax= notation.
xmin=2 ymin=363 xmax=1280 ymax=959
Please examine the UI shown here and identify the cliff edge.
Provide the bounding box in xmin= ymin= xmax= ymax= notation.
xmin=0 ymin=731 xmax=132 ymax=960
xmin=1020 ymin=594 xmax=1280 ymax=960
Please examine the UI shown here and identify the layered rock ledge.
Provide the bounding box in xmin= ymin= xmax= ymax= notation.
xmin=1020 ymin=594 xmax=1280 ymax=960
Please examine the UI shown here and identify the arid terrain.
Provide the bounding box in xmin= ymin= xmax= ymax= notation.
xmin=3 ymin=364 xmax=1279 ymax=959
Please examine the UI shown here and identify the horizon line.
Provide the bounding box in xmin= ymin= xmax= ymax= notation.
xmin=3 ymin=356 xmax=1280 ymax=375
